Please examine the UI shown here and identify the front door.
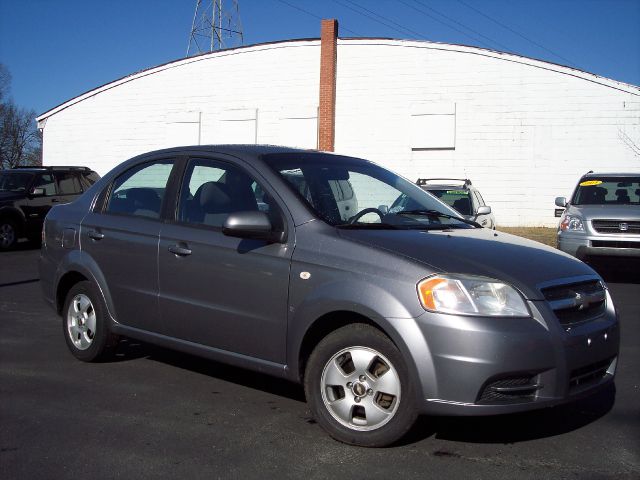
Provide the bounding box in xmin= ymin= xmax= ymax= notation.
xmin=157 ymin=157 xmax=293 ymax=363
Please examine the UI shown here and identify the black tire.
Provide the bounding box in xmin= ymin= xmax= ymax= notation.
xmin=304 ymin=323 xmax=417 ymax=447
xmin=62 ymin=281 xmax=116 ymax=362
xmin=0 ymin=218 xmax=18 ymax=251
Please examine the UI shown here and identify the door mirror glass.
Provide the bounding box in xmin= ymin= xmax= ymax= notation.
xmin=30 ymin=187 xmax=45 ymax=196
xmin=555 ymin=197 xmax=567 ymax=207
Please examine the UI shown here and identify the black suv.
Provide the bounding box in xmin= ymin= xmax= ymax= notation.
xmin=0 ymin=166 xmax=99 ymax=250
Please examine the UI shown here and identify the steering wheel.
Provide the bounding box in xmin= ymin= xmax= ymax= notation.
xmin=348 ymin=208 xmax=384 ymax=224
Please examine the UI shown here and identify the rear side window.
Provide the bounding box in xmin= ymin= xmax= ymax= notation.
xmin=106 ymin=160 xmax=174 ymax=219
xmin=55 ymin=172 xmax=83 ymax=195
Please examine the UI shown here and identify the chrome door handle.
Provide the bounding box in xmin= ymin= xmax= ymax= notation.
xmin=168 ymin=244 xmax=192 ymax=256
xmin=87 ymin=230 xmax=104 ymax=240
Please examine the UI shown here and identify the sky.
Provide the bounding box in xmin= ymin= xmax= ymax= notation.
xmin=0 ymin=0 xmax=639 ymax=116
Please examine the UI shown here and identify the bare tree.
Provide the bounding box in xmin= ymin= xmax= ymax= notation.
xmin=0 ymin=64 xmax=42 ymax=169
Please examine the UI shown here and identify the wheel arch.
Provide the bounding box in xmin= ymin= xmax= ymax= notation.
xmin=53 ymin=250 xmax=118 ymax=323
xmin=0 ymin=206 xmax=26 ymax=234
xmin=56 ymin=271 xmax=90 ymax=314
xmin=296 ymin=311 xmax=382 ymax=383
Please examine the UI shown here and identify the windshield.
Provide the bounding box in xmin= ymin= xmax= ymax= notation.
xmin=262 ymin=153 xmax=474 ymax=230
xmin=425 ymin=189 xmax=472 ymax=216
xmin=572 ymin=177 xmax=640 ymax=206
xmin=0 ymin=172 xmax=34 ymax=193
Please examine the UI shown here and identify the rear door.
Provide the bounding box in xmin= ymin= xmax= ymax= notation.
xmin=157 ymin=156 xmax=294 ymax=363
xmin=80 ymin=158 xmax=177 ymax=331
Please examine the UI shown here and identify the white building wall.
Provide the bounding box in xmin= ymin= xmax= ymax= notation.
xmin=39 ymin=39 xmax=640 ymax=227
xmin=334 ymin=40 xmax=640 ymax=227
xmin=41 ymin=40 xmax=321 ymax=175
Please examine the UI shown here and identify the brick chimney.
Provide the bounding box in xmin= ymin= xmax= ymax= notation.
xmin=318 ymin=19 xmax=338 ymax=151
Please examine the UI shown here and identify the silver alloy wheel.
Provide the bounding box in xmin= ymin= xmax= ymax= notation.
xmin=66 ymin=293 xmax=97 ymax=350
xmin=320 ymin=346 xmax=401 ymax=431
xmin=0 ymin=222 xmax=16 ymax=248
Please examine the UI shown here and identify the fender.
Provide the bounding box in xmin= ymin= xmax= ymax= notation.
xmin=54 ymin=249 xmax=119 ymax=323
xmin=286 ymin=279 xmax=438 ymax=401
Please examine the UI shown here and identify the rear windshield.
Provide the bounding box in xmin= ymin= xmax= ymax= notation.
xmin=426 ymin=189 xmax=473 ymax=215
xmin=572 ymin=177 xmax=640 ymax=205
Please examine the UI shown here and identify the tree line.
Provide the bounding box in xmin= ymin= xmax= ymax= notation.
xmin=0 ymin=63 xmax=42 ymax=170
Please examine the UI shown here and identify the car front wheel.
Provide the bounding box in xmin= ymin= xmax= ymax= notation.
xmin=304 ymin=324 xmax=417 ymax=447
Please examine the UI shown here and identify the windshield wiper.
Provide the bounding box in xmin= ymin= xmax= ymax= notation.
xmin=335 ymin=223 xmax=399 ymax=230
xmin=396 ymin=209 xmax=481 ymax=228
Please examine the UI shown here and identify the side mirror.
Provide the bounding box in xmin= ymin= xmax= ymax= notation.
xmin=30 ymin=187 xmax=45 ymax=196
xmin=476 ymin=205 xmax=491 ymax=215
xmin=555 ymin=197 xmax=567 ymax=208
xmin=378 ymin=204 xmax=389 ymax=215
xmin=222 ymin=211 xmax=285 ymax=243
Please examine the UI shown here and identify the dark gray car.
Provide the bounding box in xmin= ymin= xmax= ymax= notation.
xmin=39 ymin=146 xmax=619 ymax=447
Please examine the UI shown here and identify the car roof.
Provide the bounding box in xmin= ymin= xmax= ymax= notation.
xmin=417 ymin=178 xmax=474 ymax=190
xmin=581 ymin=172 xmax=639 ymax=178
xmin=7 ymin=166 xmax=95 ymax=172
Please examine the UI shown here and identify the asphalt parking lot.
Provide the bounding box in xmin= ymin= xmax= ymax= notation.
xmin=1 ymin=244 xmax=639 ymax=479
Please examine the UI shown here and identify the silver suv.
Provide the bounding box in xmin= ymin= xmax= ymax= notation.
xmin=556 ymin=172 xmax=640 ymax=259
xmin=416 ymin=178 xmax=496 ymax=229
xmin=40 ymin=146 xmax=619 ymax=447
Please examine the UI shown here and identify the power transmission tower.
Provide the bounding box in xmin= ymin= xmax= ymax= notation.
xmin=187 ymin=0 xmax=243 ymax=57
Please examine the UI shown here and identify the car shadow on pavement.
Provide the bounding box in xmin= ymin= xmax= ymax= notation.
xmin=586 ymin=257 xmax=640 ymax=284
xmin=5 ymin=239 xmax=42 ymax=252
xmin=118 ymin=342 xmax=307 ymax=402
xmin=403 ymin=383 xmax=616 ymax=445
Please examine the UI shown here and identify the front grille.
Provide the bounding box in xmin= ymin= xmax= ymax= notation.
xmin=592 ymin=240 xmax=640 ymax=249
xmin=592 ymin=220 xmax=640 ymax=234
xmin=477 ymin=376 xmax=539 ymax=404
xmin=542 ymin=280 xmax=606 ymax=328
xmin=569 ymin=357 xmax=613 ymax=390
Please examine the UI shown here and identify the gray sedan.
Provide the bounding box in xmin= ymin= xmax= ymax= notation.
xmin=40 ymin=146 xmax=619 ymax=447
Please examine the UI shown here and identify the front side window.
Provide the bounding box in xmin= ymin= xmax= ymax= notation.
xmin=178 ymin=158 xmax=279 ymax=229
xmin=263 ymin=153 xmax=473 ymax=230
xmin=106 ymin=160 xmax=174 ymax=219
xmin=572 ymin=177 xmax=640 ymax=205
xmin=32 ymin=174 xmax=57 ymax=196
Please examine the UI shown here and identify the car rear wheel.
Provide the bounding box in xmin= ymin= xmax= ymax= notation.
xmin=0 ymin=219 xmax=18 ymax=250
xmin=63 ymin=281 xmax=115 ymax=362
xmin=304 ymin=324 xmax=417 ymax=447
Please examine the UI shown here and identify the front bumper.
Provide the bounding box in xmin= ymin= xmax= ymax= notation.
xmin=410 ymin=292 xmax=619 ymax=416
xmin=557 ymin=231 xmax=640 ymax=259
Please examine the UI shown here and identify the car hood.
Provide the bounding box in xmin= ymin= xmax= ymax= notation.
xmin=567 ymin=204 xmax=640 ymax=220
xmin=337 ymin=227 xmax=596 ymax=300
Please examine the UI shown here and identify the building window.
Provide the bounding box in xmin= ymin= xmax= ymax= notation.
xmin=410 ymin=103 xmax=456 ymax=151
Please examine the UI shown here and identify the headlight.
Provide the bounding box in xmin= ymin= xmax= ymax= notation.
xmin=417 ymin=274 xmax=530 ymax=317
xmin=559 ymin=214 xmax=584 ymax=231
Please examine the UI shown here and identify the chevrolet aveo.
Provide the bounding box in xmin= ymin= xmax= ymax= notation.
xmin=40 ymin=146 xmax=619 ymax=447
